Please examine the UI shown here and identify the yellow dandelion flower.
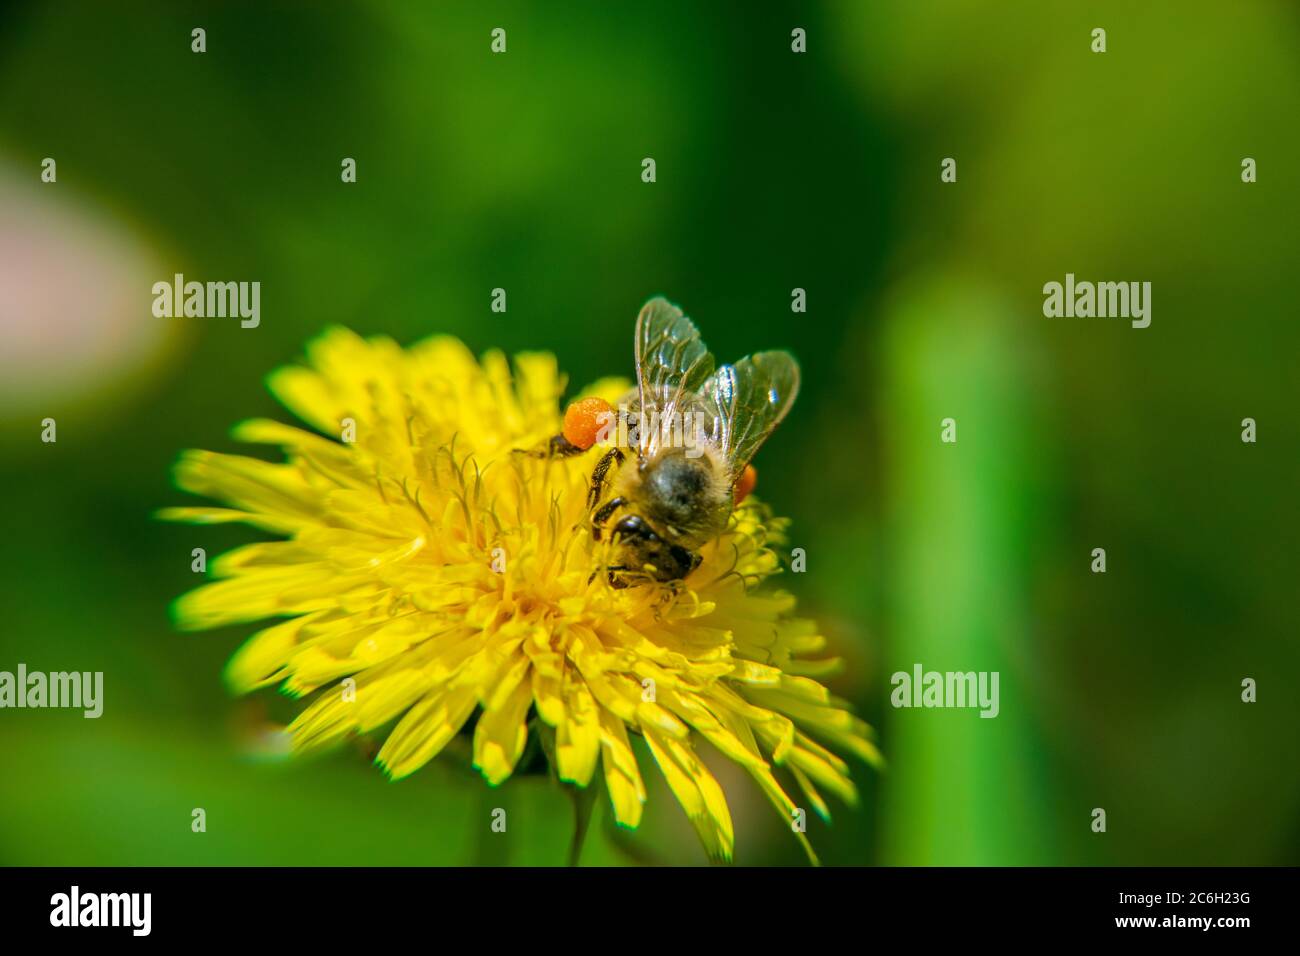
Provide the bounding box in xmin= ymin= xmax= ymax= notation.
xmin=161 ymin=323 xmax=879 ymax=863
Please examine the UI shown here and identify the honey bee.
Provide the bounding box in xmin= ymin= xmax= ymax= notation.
xmin=547 ymin=297 xmax=800 ymax=587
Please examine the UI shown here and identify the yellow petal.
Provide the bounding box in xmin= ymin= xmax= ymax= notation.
xmin=642 ymin=728 xmax=734 ymax=863
xmin=473 ymin=664 xmax=534 ymax=785
xmin=598 ymin=710 xmax=645 ymax=829
xmin=376 ymin=685 xmax=478 ymax=780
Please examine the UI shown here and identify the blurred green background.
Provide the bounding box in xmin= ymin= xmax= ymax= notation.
xmin=1 ymin=1 xmax=1297 ymax=866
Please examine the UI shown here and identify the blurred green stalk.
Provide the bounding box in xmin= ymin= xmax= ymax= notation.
xmin=878 ymin=277 xmax=1057 ymax=865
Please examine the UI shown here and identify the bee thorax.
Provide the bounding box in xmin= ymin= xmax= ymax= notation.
xmin=625 ymin=449 xmax=729 ymax=547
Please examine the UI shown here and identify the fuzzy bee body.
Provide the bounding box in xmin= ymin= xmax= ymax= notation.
xmin=592 ymin=446 xmax=732 ymax=583
xmin=622 ymin=446 xmax=732 ymax=548
xmin=581 ymin=298 xmax=801 ymax=587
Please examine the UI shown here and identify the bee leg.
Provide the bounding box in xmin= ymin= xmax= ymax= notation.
xmin=514 ymin=434 xmax=588 ymax=459
xmin=588 ymin=565 xmax=632 ymax=587
xmin=586 ymin=448 xmax=625 ymax=510
xmin=590 ymin=497 xmax=626 ymax=541
xmin=549 ymin=434 xmax=589 ymax=457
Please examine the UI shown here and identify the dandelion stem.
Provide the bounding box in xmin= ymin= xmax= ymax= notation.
xmin=567 ymin=782 xmax=598 ymax=867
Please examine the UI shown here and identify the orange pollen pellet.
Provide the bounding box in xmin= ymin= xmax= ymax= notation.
xmin=562 ymin=396 xmax=613 ymax=451
xmin=734 ymin=463 xmax=758 ymax=504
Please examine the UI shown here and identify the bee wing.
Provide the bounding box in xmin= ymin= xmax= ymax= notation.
xmin=700 ymin=351 xmax=800 ymax=480
xmin=634 ymin=297 xmax=715 ymax=458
